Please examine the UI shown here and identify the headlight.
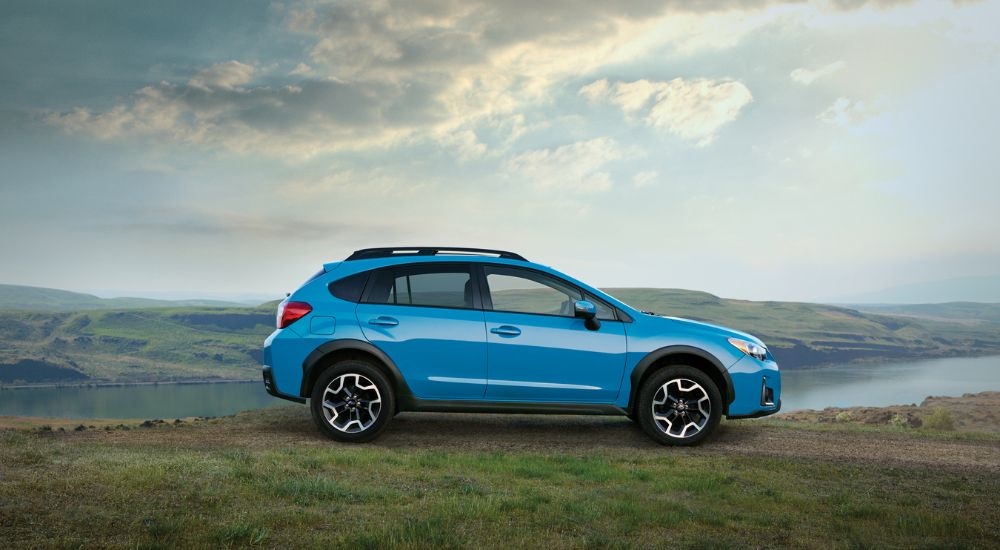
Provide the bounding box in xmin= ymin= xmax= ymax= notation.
xmin=728 ymin=338 xmax=768 ymax=361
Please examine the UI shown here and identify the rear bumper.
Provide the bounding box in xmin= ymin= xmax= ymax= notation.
xmin=262 ymin=365 xmax=306 ymax=404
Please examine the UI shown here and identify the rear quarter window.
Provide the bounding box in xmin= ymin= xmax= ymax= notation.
xmin=329 ymin=271 xmax=371 ymax=303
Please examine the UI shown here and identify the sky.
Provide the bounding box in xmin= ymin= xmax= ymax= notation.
xmin=1 ymin=0 xmax=998 ymax=303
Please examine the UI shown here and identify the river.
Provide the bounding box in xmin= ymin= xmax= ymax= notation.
xmin=0 ymin=381 xmax=280 ymax=419
xmin=780 ymin=354 xmax=1000 ymax=411
xmin=1 ymin=355 xmax=998 ymax=419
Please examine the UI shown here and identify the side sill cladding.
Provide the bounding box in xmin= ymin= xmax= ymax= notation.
xmin=628 ymin=345 xmax=736 ymax=412
xmin=300 ymin=339 xmax=413 ymax=400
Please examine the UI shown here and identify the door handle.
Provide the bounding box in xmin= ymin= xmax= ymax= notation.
xmin=368 ymin=316 xmax=399 ymax=327
xmin=490 ymin=325 xmax=521 ymax=337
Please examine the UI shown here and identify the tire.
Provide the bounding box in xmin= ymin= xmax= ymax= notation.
xmin=310 ymin=359 xmax=394 ymax=443
xmin=637 ymin=365 xmax=722 ymax=446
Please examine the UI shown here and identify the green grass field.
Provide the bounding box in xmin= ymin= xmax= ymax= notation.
xmin=1 ymin=407 xmax=997 ymax=548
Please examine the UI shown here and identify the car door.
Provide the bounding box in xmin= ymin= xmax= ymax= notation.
xmin=356 ymin=263 xmax=488 ymax=400
xmin=481 ymin=265 xmax=627 ymax=403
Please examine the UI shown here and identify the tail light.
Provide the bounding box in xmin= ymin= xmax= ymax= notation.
xmin=277 ymin=301 xmax=312 ymax=328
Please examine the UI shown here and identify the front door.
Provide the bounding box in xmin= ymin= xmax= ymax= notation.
xmin=481 ymin=266 xmax=627 ymax=403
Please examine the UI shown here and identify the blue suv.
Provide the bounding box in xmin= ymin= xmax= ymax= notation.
xmin=263 ymin=247 xmax=780 ymax=446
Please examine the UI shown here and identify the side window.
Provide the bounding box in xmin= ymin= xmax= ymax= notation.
xmin=329 ymin=271 xmax=370 ymax=303
xmin=485 ymin=267 xmax=582 ymax=317
xmin=365 ymin=266 xmax=474 ymax=309
xmin=584 ymin=292 xmax=618 ymax=321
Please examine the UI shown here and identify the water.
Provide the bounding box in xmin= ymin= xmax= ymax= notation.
xmin=781 ymin=355 xmax=1000 ymax=411
xmin=1 ymin=355 xmax=998 ymax=418
xmin=0 ymin=381 xmax=281 ymax=419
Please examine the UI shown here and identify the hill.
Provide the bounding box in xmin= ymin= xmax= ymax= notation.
xmin=832 ymin=274 xmax=1000 ymax=303
xmin=0 ymin=284 xmax=255 ymax=312
xmin=848 ymin=302 xmax=1000 ymax=325
xmin=0 ymin=306 xmax=274 ymax=384
xmin=605 ymin=288 xmax=1000 ymax=367
xmin=2 ymin=287 xmax=1000 ymax=385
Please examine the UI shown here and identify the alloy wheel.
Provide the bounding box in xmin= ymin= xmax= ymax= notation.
xmin=650 ymin=378 xmax=711 ymax=439
xmin=321 ymin=373 xmax=382 ymax=433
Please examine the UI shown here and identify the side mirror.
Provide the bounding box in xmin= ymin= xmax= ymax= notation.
xmin=574 ymin=300 xmax=601 ymax=331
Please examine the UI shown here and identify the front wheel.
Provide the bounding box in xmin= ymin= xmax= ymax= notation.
xmin=310 ymin=360 xmax=394 ymax=443
xmin=637 ymin=365 xmax=722 ymax=446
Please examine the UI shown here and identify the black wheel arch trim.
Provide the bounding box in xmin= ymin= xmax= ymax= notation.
xmin=628 ymin=345 xmax=735 ymax=413
xmin=300 ymin=339 xmax=413 ymax=401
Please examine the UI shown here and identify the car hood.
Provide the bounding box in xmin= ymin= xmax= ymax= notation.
xmin=646 ymin=313 xmax=766 ymax=347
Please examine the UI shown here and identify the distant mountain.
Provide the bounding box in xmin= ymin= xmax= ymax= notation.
xmin=0 ymin=284 xmax=256 ymax=311
xmin=831 ymin=275 xmax=1000 ymax=304
xmin=849 ymin=302 xmax=1000 ymax=325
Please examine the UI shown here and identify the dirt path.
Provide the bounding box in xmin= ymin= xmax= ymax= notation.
xmin=383 ymin=413 xmax=1000 ymax=472
xmin=58 ymin=407 xmax=1000 ymax=474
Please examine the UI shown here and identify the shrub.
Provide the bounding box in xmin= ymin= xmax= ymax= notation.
xmin=835 ymin=411 xmax=853 ymax=423
xmin=922 ymin=407 xmax=955 ymax=431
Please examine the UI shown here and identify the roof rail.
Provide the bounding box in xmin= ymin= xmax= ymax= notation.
xmin=346 ymin=247 xmax=527 ymax=262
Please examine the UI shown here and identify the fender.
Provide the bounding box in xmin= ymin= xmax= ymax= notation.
xmin=629 ymin=345 xmax=735 ymax=409
xmin=300 ymin=338 xmax=413 ymax=400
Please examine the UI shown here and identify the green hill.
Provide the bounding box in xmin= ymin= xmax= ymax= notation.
xmin=605 ymin=289 xmax=1000 ymax=367
xmin=2 ymin=287 xmax=999 ymax=385
xmin=0 ymin=306 xmax=275 ymax=384
xmin=0 ymin=284 xmax=255 ymax=311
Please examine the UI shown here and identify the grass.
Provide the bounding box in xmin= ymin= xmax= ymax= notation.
xmin=1 ymin=411 xmax=998 ymax=548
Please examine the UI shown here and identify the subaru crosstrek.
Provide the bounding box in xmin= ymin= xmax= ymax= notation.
xmin=263 ymin=247 xmax=780 ymax=446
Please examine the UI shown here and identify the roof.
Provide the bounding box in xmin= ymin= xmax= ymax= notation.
xmin=345 ymin=247 xmax=527 ymax=262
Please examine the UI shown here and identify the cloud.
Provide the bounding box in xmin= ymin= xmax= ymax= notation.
xmin=187 ymin=60 xmax=256 ymax=91
xmin=288 ymin=62 xmax=314 ymax=76
xmin=582 ymin=78 xmax=753 ymax=146
xmin=47 ymin=73 xmax=419 ymax=159
xmin=790 ymin=60 xmax=846 ymax=85
xmin=104 ymin=209 xmax=395 ymax=242
xmin=505 ymin=138 xmax=626 ymax=192
xmin=817 ymin=96 xmax=879 ymax=126
xmin=632 ymin=170 xmax=659 ymax=188
xmin=42 ymin=0 xmax=922 ymax=160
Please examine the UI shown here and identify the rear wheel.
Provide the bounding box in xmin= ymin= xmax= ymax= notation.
xmin=310 ymin=360 xmax=394 ymax=443
xmin=637 ymin=365 xmax=722 ymax=446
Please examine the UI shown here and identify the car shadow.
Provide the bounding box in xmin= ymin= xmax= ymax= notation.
xmin=360 ymin=412 xmax=750 ymax=452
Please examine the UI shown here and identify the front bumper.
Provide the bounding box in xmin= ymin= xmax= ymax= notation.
xmin=728 ymin=399 xmax=781 ymax=419
xmin=725 ymin=356 xmax=781 ymax=418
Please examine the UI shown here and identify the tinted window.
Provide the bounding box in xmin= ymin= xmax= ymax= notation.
xmin=366 ymin=266 xmax=474 ymax=309
xmin=485 ymin=267 xmax=582 ymax=317
xmin=329 ymin=271 xmax=370 ymax=303
xmin=584 ymin=292 xmax=618 ymax=321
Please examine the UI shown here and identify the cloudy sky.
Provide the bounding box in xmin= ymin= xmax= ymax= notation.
xmin=1 ymin=0 xmax=997 ymax=302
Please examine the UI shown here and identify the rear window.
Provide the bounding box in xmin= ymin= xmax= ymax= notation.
xmin=329 ymin=271 xmax=370 ymax=303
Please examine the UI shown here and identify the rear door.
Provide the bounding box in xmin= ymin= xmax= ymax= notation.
xmin=356 ymin=263 xmax=488 ymax=399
